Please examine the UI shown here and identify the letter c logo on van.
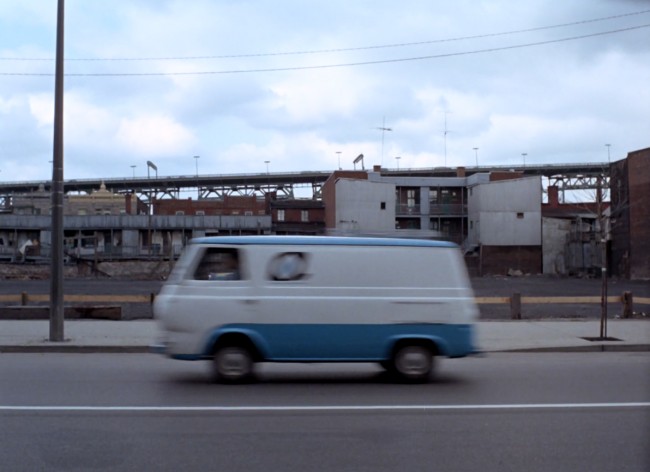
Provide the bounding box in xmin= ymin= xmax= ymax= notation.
xmin=268 ymin=252 xmax=309 ymax=281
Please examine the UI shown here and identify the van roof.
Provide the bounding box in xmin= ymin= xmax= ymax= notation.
xmin=191 ymin=235 xmax=458 ymax=248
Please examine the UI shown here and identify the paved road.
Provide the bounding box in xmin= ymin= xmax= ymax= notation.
xmin=1 ymin=353 xmax=648 ymax=471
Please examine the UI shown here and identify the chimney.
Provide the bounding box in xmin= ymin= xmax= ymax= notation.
xmin=456 ymin=166 xmax=466 ymax=177
xmin=548 ymin=186 xmax=559 ymax=207
xmin=125 ymin=193 xmax=133 ymax=215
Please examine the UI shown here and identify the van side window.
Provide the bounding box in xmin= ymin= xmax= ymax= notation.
xmin=267 ymin=252 xmax=308 ymax=281
xmin=194 ymin=248 xmax=241 ymax=281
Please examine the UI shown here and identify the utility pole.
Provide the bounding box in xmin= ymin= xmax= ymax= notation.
xmin=49 ymin=0 xmax=65 ymax=342
xmin=597 ymin=177 xmax=608 ymax=339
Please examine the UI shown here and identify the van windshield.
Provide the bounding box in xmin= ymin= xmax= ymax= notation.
xmin=193 ymin=247 xmax=241 ymax=281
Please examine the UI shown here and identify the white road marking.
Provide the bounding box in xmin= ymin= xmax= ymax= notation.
xmin=0 ymin=402 xmax=648 ymax=412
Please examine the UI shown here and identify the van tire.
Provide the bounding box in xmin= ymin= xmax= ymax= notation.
xmin=390 ymin=344 xmax=434 ymax=382
xmin=213 ymin=346 xmax=254 ymax=383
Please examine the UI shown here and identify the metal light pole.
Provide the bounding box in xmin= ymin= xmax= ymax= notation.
xmin=473 ymin=147 xmax=479 ymax=167
xmin=395 ymin=156 xmax=401 ymax=170
xmin=49 ymin=0 xmax=65 ymax=342
xmin=130 ymin=165 xmax=136 ymax=178
xmin=605 ymin=144 xmax=611 ymax=163
xmin=522 ymin=153 xmax=527 ymax=167
xmin=264 ymin=160 xmax=270 ymax=174
xmin=336 ymin=151 xmax=342 ymax=170
xmin=194 ymin=155 xmax=200 ymax=177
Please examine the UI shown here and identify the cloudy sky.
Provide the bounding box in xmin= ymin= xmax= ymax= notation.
xmin=1 ymin=0 xmax=649 ymax=184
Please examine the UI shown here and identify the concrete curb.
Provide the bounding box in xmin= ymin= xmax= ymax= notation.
xmin=486 ymin=344 xmax=650 ymax=353
xmin=0 ymin=345 xmax=151 ymax=354
xmin=2 ymin=344 xmax=649 ymax=355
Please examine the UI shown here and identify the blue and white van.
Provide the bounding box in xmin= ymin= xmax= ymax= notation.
xmin=154 ymin=236 xmax=479 ymax=382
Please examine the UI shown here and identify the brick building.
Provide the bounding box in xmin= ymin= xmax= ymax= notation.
xmin=154 ymin=195 xmax=268 ymax=216
xmin=610 ymin=147 xmax=650 ymax=279
xmin=10 ymin=182 xmax=143 ymax=216
xmin=270 ymin=199 xmax=326 ymax=235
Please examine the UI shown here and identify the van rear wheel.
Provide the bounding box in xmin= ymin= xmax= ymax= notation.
xmin=391 ymin=345 xmax=433 ymax=382
xmin=213 ymin=346 xmax=254 ymax=383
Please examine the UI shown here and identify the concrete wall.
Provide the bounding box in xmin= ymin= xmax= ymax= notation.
xmin=334 ymin=179 xmax=395 ymax=232
xmin=468 ymin=176 xmax=542 ymax=246
xmin=542 ymin=217 xmax=571 ymax=275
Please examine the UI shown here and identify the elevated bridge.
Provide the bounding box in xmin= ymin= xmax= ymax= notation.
xmin=0 ymin=162 xmax=612 ymax=207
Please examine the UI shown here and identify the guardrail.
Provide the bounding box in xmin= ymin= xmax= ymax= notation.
xmin=476 ymin=293 xmax=649 ymax=319
xmin=0 ymin=292 xmax=647 ymax=319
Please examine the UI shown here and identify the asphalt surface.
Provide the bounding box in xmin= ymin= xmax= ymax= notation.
xmin=1 ymin=352 xmax=648 ymax=471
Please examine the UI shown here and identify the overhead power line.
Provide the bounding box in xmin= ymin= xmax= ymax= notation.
xmin=0 ymin=9 xmax=648 ymax=62
xmin=1 ymin=24 xmax=648 ymax=77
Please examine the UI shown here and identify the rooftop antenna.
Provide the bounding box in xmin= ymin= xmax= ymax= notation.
xmin=374 ymin=116 xmax=392 ymax=166
xmin=443 ymin=111 xmax=453 ymax=167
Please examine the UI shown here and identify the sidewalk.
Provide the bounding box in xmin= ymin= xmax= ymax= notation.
xmin=0 ymin=319 xmax=648 ymax=353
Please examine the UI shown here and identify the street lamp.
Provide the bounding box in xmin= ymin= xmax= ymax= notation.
xmin=146 ymin=160 xmax=158 ymax=179
xmin=605 ymin=144 xmax=611 ymax=163
xmin=193 ymin=155 xmax=200 ymax=177
xmin=522 ymin=153 xmax=527 ymax=167
xmin=336 ymin=151 xmax=342 ymax=170
xmin=473 ymin=148 xmax=479 ymax=167
xmin=395 ymin=156 xmax=401 ymax=170
xmin=264 ymin=160 xmax=270 ymax=174
xmin=130 ymin=165 xmax=136 ymax=178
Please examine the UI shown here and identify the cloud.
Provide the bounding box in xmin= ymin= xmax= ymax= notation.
xmin=0 ymin=0 xmax=648 ymax=183
xmin=116 ymin=114 xmax=196 ymax=156
xmin=27 ymin=94 xmax=54 ymax=128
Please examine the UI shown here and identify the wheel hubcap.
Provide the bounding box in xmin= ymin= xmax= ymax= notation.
xmin=217 ymin=348 xmax=251 ymax=378
xmin=396 ymin=347 xmax=430 ymax=376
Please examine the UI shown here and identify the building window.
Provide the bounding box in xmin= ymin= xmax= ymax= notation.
xmin=195 ymin=210 xmax=205 ymax=216
xmin=277 ymin=209 xmax=285 ymax=221
xmin=517 ymin=212 xmax=524 ymax=219
xmin=407 ymin=189 xmax=416 ymax=207
xmin=301 ymin=210 xmax=309 ymax=222
xmin=175 ymin=211 xmax=185 ymax=216
xmin=245 ymin=211 xmax=253 ymax=216
xmin=380 ymin=202 xmax=386 ymax=210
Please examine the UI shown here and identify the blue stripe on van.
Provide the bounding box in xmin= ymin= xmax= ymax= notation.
xmin=201 ymin=323 xmax=474 ymax=361
xmin=191 ymin=235 xmax=458 ymax=249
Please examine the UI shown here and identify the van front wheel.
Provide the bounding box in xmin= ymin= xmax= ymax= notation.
xmin=391 ymin=345 xmax=434 ymax=382
xmin=213 ymin=346 xmax=254 ymax=383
